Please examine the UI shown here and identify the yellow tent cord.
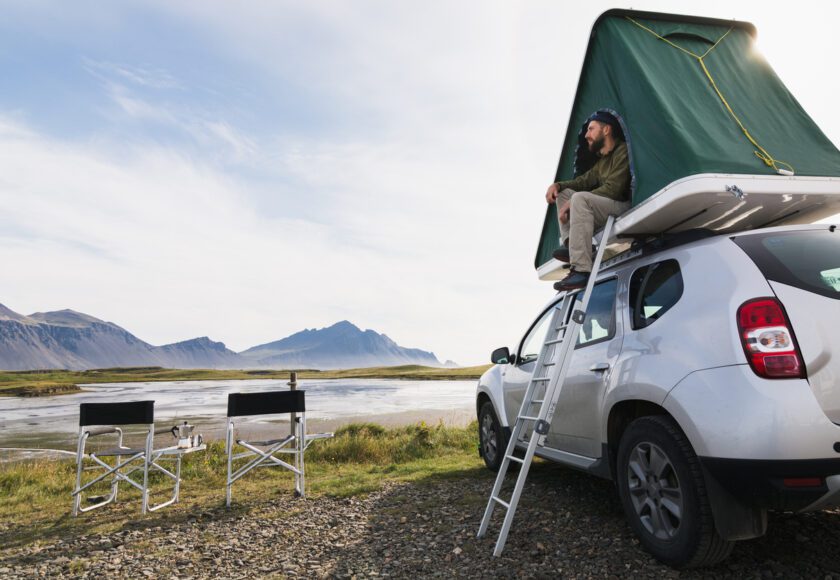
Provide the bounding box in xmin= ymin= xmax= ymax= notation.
xmin=626 ymin=17 xmax=794 ymax=174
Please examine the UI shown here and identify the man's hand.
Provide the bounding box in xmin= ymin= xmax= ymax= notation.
xmin=547 ymin=183 xmax=571 ymax=222
xmin=558 ymin=199 xmax=571 ymax=224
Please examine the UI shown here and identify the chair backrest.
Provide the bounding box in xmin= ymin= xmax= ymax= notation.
xmin=79 ymin=401 xmax=155 ymax=426
xmin=227 ymin=391 xmax=305 ymax=417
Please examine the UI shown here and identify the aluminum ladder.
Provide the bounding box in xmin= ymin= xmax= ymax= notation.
xmin=477 ymin=214 xmax=616 ymax=556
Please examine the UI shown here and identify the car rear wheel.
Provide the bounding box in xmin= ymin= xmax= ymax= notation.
xmin=616 ymin=415 xmax=734 ymax=568
xmin=478 ymin=401 xmax=504 ymax=472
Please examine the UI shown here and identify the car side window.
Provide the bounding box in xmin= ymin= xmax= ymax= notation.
xmin=577 ymin=278 xmax=618 ymax=347
xmin=518 ymin=306 xmax=554 ymax=364
xmin=629 ymin=259 xmax=683 ymax=330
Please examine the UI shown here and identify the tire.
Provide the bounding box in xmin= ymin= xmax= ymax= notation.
xmin=616 ymin=415 xmax=734 ymax=568
xmin=478 ymin=401 xmax=505 ymax=472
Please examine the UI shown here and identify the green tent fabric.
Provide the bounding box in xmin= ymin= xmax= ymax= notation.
xmin=535 ymin=9 xmax=840 ymax=269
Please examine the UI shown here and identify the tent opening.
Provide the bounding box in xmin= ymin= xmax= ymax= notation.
xmin=572 ymin=109 xmax=637 ymax=205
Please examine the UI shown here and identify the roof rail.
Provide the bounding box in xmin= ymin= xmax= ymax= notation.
xmin=602 ymin=229 xmax=719 ymax=271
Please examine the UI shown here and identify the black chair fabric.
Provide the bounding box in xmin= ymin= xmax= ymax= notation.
xmin=227 ymin=390 xmax=306 ymax=417
xmin=79 ymin=401 xmax=155 ymax=426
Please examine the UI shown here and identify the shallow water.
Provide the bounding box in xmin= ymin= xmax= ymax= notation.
xmin=0 ymin=378 xmax=476 ymax=449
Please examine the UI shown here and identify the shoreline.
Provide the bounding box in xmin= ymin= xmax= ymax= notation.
xmin=0 ymin=407 xmax=477 ymax=459
xmin=193 ymin=407 xmax=477 ymax=447
xmin=0 ymin=384 xmax=83 ymax=397
xmin=0 ymin=364 xmax=490 ymax=398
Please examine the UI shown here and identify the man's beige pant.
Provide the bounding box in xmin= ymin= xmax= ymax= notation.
xmin=556 ymin=189 xmax=630 ymax=272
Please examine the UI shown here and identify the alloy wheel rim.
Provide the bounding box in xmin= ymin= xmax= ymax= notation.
xmin=626 ymin=441 xmax=684 ymax=540
xmin=481 ymin=413 xmax=498 ymax=462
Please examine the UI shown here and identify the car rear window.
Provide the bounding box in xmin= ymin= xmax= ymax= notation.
xmin=732 ymin=228 xmax=840 ymax=300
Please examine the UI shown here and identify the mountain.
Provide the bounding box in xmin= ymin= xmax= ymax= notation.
xmin=154 ymin=337 xmax=242 ymax=369
xmin=0 ymin=303 xmax=29 ymax=322
xmin=0 ymin=304 xmax=444 ymax=371
xmin=239 ymin=320 xmax=441 ymax=369
xmin=0 ymin=307 xmax=156 ymax=370
xmin=0 ymin=305 xmax=241 ymax=371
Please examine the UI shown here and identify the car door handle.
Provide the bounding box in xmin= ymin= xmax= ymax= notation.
xmin=589 ymin=362 xmax=610 ymax=372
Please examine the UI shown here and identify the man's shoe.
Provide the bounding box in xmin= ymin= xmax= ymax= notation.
xmin=552 ymin=246 xmax=570 ymax=262
xmin=553 ymin=270 xmax=590 ymax=291
xmin=551 ymin=245 xmax=596 ymax=263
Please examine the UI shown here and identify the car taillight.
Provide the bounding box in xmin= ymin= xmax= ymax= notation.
xmin=737 ymin=298 xmax=805 ymax=379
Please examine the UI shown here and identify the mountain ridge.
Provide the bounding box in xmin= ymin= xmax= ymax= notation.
xmin=240 ymin=320 xmax=440 ymax=370
xmin=0 ymin=304 xmax=444 ymax=371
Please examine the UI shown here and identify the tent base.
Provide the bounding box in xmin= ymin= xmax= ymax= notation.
xmin=537 ymin=173 xmax=840 ymax=281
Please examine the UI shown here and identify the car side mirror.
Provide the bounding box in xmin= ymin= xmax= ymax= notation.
xmin=491 ymin=347 xmax=513 ymax=365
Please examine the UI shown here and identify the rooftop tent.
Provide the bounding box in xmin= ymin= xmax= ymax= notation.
xmin=535 ymin=9 xmax=840 ymax=275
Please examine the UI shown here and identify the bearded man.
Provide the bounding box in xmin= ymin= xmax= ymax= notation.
xmin=544 ymin=111 xmax=631 ymax=291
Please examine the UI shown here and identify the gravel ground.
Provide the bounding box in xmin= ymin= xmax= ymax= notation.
xmin=2 ymin=463 xmax=839 ymax=578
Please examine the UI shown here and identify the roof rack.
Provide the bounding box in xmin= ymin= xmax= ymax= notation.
xmin=601 ymin=229 xmax=719 ymax=271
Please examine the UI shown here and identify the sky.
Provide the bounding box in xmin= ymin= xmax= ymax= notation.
xmin=1 ymin=0 xmax=839 ymax=366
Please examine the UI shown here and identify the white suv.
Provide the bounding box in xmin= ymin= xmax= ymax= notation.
xmin=476 ymin=223 xmax=840 ymax=568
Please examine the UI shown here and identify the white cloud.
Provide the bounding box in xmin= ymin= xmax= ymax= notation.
xmin=107 ymin=85 xmax=178 ymax=124
xmin=83 ymin=59 xmax=182 ymax=90
xmin=83 ymin=61 xmax=264 ymax=169
xmin=0 ymin=114 xmax=549 ymax=364
xmin=194 ymin=120 xmax=258 ymax=163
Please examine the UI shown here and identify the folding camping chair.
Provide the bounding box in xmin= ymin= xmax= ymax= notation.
xmin=72 ymin=401 xmax=206 ymax=515
xmin=225 ymin=390 xmax=332 ymax=506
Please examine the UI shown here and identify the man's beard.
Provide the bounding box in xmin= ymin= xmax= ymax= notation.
xmin=588 ymin=136 xmax=605 ymax=154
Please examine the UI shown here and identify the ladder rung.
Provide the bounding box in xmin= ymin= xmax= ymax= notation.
xmin=542 ymin=362 xmax=555 ymax=367
xmin=491 ymin=496 xmax=510 ymax=509
xmin=518 ymin=415 xmax=539 ymax=421
xmin=556 ymin=324 xmax=568 ymax=332
xmin=505 ymin=454 xmax=524 ymax=464
xmin=530 ymin=399 xmax=545 ymax=404
xmin=532 ymin=377 xmax=550 ymax=382
xmin=545 ymin=338 xmax=564 ymax=346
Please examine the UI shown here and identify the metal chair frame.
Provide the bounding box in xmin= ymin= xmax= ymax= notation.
xmin=225 ymin=390 xmax=332 ymax=506
xmin=72 ymin=401 xmax=205 ymax=515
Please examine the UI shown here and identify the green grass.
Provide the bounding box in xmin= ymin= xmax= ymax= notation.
xmin=0 ymin=364 xmax=492 ymax=397
xmin=0 ymin=421 xmax=485 ymax=547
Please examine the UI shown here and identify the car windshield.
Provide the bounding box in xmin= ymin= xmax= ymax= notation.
xmin=519 ymin=309 xmax=552 ymax=364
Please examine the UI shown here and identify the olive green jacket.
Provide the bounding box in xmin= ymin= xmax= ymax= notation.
xmin=555 ymin=141 xmax=631 ymax=202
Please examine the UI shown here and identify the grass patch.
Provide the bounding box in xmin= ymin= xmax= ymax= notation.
xmin=0 ymin=421 xmax=484 ymax=547
xmin=0 ymin=382 xmax=81 ymax=397
xmin=311 ymin=421 xmax=474 ymax=464
xmin=0 ymin=365 xmax=492 ymax=397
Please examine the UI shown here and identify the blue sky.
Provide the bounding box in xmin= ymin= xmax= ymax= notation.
xmin=2 ymin=1 xmax=839 ymax=365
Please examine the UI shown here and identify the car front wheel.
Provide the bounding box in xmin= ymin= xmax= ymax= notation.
xmin=478 ymin=401 xmax=505 ymax=472
xmin=616 ymin=415 xmax=734 ymax=568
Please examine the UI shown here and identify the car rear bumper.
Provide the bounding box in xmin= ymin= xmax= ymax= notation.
xmin=700 ymin=456 xmax=840 ymax=512
xmin=664 ymin=364 xmax=840 ymax=460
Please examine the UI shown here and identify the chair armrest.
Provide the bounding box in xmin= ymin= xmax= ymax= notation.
xmin=85 ymin=427 xmax=121 ymax=437
xmin=306 ymin=432 xmax=334 ymax=441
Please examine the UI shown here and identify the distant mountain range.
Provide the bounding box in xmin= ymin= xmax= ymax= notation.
xmin=239 ymin=320 xmax=440 ymax=369
xmin=0 ymin=303 xmax=448 ymax=371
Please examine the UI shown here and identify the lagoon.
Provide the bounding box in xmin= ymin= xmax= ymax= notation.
xmin=0 ymin=378 xmax=477 ymax=449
